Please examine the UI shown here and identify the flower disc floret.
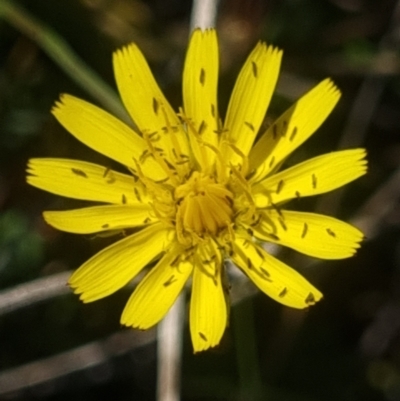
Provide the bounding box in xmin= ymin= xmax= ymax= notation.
xmin=175 ymin=171 xmax=234 ymax=241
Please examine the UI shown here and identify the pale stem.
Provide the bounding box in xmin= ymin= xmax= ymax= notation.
xmin=156 ymin=292 xmax=185 ymax=401
xmin=0 ymin=271 xmax=71 ymax=315
xmin=190 ymin=0 xmax=220 ymax=30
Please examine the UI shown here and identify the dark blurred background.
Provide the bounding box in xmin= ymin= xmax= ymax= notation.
xmin=0 ymin=0 xmax=399 ymax=400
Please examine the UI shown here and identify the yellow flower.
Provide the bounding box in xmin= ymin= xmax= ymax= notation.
xmin=27 ymin=29 xmax=367 ymax=352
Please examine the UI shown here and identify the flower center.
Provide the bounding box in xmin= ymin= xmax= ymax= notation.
xmin=175 ymin=172 xmax=234 ymax=243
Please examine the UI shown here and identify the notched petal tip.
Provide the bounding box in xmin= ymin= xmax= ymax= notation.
xmin=25 ymin=158 xmax=36 ymax=176
xmin=190 ymin=27 xmax=217 ymax=36
xmin=119 ymin=316 xmax=142 ymax=330
xmin=358 ymin=148 xmax=368 ymax=166
xmin=51 ymin=93 xmax=76 ymax=115
xmin=112 ymin=43 xmax=145 ymax=70
xmin=305 ymin=291 xmax=323 ymax=307
xmin=193 ymin=338 xmax=221 ymax=353
xmin=120 ymin=313 xmax=155 ymax=331
xmin=252 ymin=42 xmax=283 ymax=67
xmin=112 ymin=42 xmax=135 ymax=58
xmin=192 ymin=326 xmax=225 ymax=353
xmin=323 ymin=77 xmax=342 ymax=98
xmin=68 ymin=281 xmax=93 ymax=303
xmin=50 ymin=99 xmax=63 ymax=114
xmin=352 ymin=148 xmax=369 ymax=177
xmin=256 ymin=40 xmax=283 ymax=55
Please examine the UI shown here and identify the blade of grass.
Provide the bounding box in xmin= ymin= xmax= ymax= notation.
xmin=0 ymin=0 xmax=131 ymax=125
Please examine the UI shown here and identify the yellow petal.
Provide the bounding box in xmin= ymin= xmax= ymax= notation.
xmin=183 ymin=29 xmax=219 ymax=172
xmin=69 ymin=223 xmax=173 ymax=302
xmin=113 ymin=44 xmax=190 ymax=173
xmin=252 ymin=149 xmax=367 ymax=208
xmin=44 ymin=205 xmax=156 ymax=234
xmin=52 ymin=95 xmax=165 ymax=180
xmin=252 ymin=210 xmax=364 ymax=259
xmin=190 ymin=242 xmax=227 ymax=352
xmin=232 ymin=238 xmax=322 ymax=308
xmin=249 ymin=79 xmax=341 ymax=182
xmin=27 ymin=158 xmax=147 ymax=204
xmin=121 ymin=244 xmax=193 ymax=329
xmin=222 ymin=42 xmax=282 ymax=164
